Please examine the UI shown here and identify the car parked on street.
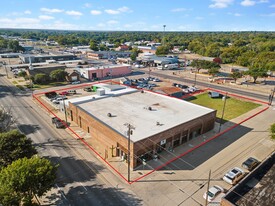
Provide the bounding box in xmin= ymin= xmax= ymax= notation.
xmin=223 ymin=167 xmax=245 ymax=185
xmin=242 ymin=157 xmax=260 ymax=171
xmin=71 ymin=81 xmax=81 ymax=84
xmin=203 ymin=185 xmax=225 ymax=202
xmin=51 ymin=117 xmax=66 ymax=128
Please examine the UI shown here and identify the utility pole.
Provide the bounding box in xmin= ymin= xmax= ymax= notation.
xmin=2 ymin=61 xmax=9 ymax=78
xmin=205 ymin=170 xmax=212 ymax=206
xmin=62 ymin=98 xmax=68 ymax=124
xmin=268 ymin=86 xmax=275 ymax=106
xmin=124 ymin=123 xmax=135 ymax=182
xmin=219 ymin=92 xmax=228 ymax=132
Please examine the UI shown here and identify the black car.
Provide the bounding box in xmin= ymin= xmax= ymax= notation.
xmin=242 ymin=157 xmax=260 ymax=171
xmin=51 ymin=117 xmax=66 ymax=129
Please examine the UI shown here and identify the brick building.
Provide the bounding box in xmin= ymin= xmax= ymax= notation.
xmin=64 ymin=84 xmax=216 ymax=168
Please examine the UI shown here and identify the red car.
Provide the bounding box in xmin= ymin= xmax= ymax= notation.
xmin=59 ymin=91 xmax=69 ymax=96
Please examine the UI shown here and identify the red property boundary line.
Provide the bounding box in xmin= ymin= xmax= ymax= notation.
xmin=32 ymin=81 xmax=270 ymax=184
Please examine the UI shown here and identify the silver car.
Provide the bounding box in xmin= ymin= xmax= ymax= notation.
xmin=223 ymin=167 xmax=245 ymax=185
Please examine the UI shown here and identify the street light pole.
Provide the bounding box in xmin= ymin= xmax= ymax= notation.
xmin=124 ymin=123 xmax=135 ymax=182
xmin=219 ymin=92 xmax=228 ymax=132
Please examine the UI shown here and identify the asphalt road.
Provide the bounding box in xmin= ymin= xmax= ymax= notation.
xmin=0 ymin=74 xmax=141 ymax=206
xmin=141 ymin=69 xmax=270 ymax=101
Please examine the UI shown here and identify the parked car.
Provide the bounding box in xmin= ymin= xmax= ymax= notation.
xmin=242 ymin=157 xmax=260 ymax=171
xmin=45 ymin=91 xmax=57 ymax=99
xmin=52 ymin=96 xmax=67 ymax=104
xmin=203 ymin=185 xmax=224 ymax=202
xmin=51 ymin=117 xmax=66 ymax=128
xmin=67 ymin=90 xmax=76 ymax=95
xmin=59 ymin=91 xmax=69 ymax=96
xmin=152 ymin=78 xmax=161 ymax=82
xmin=71 ymin=81 xmax=81 ymax=84
xmin=135 ymin=64 xmax=144 ymax=68
xmin=208 ymin=91 xmax=223 ymax=98
xmin=223 ymin=167 xmax=245 ymax=185
xmin=83 ymin=87 xmax=92 ymax=92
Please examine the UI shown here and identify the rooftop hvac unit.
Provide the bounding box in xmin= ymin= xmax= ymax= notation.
xmin=96 ymin=88 xmax=105 ymax=96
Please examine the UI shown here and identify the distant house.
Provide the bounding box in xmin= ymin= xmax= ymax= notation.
xmin=66 ymin=71 xmax=80 ymax=82
xmin=116 ymin=45 xmax=129 ymax=51
xmin=154 ymin=87 xmax=184 ymax=98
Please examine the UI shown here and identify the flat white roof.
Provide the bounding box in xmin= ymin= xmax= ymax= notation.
xmin=69 ymin=85 xmax=215 ymax=143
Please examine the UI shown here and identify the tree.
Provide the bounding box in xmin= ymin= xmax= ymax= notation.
xmin=130 ymin=47 xmax=142 ymax=61
xmin=208 ymin=67 xmax=220 ymax=77
xmin=89 ymin=40 xmax=98 ymax=51
xmin=17 ymin=71 xmax=27 ymax=78
xmin=0 ymin=107 xmax=16 ymax=133
xmin=270 ymin=123 xmax=275 ymax=140
xmin=0 ymin=130 xmax=37 ymax=168
xmin=190 ymin=60 xmax=220 ymax=73
xmin=34 ymin=73 xmax=50 ymax=84
xmin=50 ymin=69 xmax=67 ymax=81
xmin=155 ymin=45 xmax=170 ymax=55
xmin=230 ymin=71 xmax=243 ymax=82
xmin=0 ymin=156 xmax=58 ymax=205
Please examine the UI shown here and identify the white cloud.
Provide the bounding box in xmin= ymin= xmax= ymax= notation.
xmin=41 ymin=8 xmax=64 ymax=13
xmin=124 ymin=24 xmax=133 ymax=28
xmin=258 ymin=0 xmax=268 ymax=3
xmin=105 ymin=6 xmax=132 ymax=15
xmin=84 ymin=3 xmax=92 ymax=8
xmin=104 ymin=9 xmax=120 ymax=15
xmin=228 ymin=12 xmax=242 ymax=16
xmin=90 ymin=10 xmax=102 ymax=15
xmin=260 ymin=12 xmax=275 ymax=16
xmin=107 ymin=20 xmax=118 ymax=25
xmin=241 ymin=0 xmax=256 ymax=6
xmin=117 ymin=6 xmax=132 ymax=13
xmin=97 ymin=23 xmax=105 ymax=27
xmin=39 ymin=15 xmax=55 ymax=20
xmin=66 ymin=10 xmax=83 ymax=16
xmin=171 ymin=8 xmax=187 ymax=12
xmin=0 ymin=17 xmax=41 ymax=28
xmin=24 ymin=10 xmax=31 ymax=15
xmin=209 ymin=0 xmax=234 ymax=8
xmin=195 ymin=16 xmax=204 ymax=20
xmin=269 ymin=4 xmax=275 ymax=7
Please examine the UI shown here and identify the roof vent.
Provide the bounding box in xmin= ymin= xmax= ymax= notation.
xmin=156 ymin=121 xmax=160 ymax=126
xmin=148 ymin=106 xmax=152 ymax=111
xmin=141 ymin=90 xmax=144 ymax=93
xmin=107 ymin=113 xmax=112 ymax=117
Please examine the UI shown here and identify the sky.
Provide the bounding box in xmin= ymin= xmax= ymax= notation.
xmin=0 ymin=0 xmax=274 ymax=31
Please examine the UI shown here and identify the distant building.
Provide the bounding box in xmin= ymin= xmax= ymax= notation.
xmin=79 ymin=64 xmax=132 ymax=80
xmin=19 ymin=53 xmax=77 ymax=63
xmin=115 ymin=45 xmax=129 ymax=51
xmin=63 ymin=84 xmax=216 ymax=168
xmin=86 ymin=51 xmax=131 ymax=60
xmin=154 ymin=87 xmax=184 ymax=98
xmin=66 ymin=71 xmax=80 ymax=82
xmin=135 ymin=46 xmax=157 ymax=54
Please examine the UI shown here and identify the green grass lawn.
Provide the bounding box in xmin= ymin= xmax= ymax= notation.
xmin=187 ymin=93 xmax=260 ymax=122
xmin=32 ymin=82 xmax=69 ymax=89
